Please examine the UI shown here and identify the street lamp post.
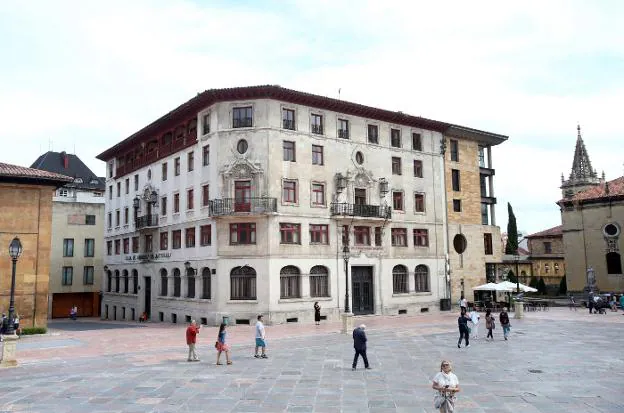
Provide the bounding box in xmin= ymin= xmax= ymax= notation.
xmin=514 ymin=254 xmax=520 ymax=294
xmin=7 ymin=237 xmax=23 ymax=335
xmin=342 ymin=244 xmax=350 ymax=313
xmin=513 ymin=253 xmax=524 ymax=319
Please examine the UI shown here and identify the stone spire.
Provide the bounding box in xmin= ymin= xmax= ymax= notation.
xmin=561 ymin=124 xmax=601 ymax=198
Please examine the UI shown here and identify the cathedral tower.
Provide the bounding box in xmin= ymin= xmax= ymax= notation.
xmin=560 ymin=124 xmax=601 ymax=198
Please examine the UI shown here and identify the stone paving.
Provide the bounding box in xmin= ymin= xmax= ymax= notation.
xmin=1 ymin=308 xmax=623 ymax=412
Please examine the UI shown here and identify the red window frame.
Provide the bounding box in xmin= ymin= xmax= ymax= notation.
xmin=280 ymin=223 xmax=301 ymax=244
xmin=202 ymin=184 xmax=209 ymax=207
xmin=160 ymin=232 xmax=168 ymax=250
xmin=132 ymin=236 xmax=139 ymax=253
xmin=413 ymin=229 xmax=429 ymax=247
xmin=354 ymin=226 xmax=370 ymax=246
xmin=187 ymin=151 xmax=194 ymax=172
xmin=114 ymin=239 xmax=120 ymax=255
xmin=392 ymin=191 xmax=403 ymax=211
xmin=200 ymin=225 xmax=211 ymax=246
xmin=123 ymin=238 xmax=129 ymax=254
xmin=234 ymin=180 xmax=251 ymax=212
xmin=283 ymin=141 xmax=296 ymax=161
xmin=413 ymin=160 xmax=423 ymax=178
xmin=185 ymin=227 xmax=195 ymax=248
xmin=391 ymin=228 xmax=407 ymax=246
xmin=312 ymin=145 xmax=324 ymax=165
xmin=311 ymin=183 xmax=325 ymax=206
xmin=174 ymin=157 xmax=180 ymax=176
xmin=414 ymin=193 xmax=425 ymax=212
xmin=309 ymin=224 xmax=329 ymax=244
xmin=172 ymin=230 xmax=182 ymax=249
xmin=230 ymin=223 xmax=256 ymax=245
xmin=283 ymin=180 xmax=297 ymax=203
xmin=374 ymin=227 xmax=382 ymax=246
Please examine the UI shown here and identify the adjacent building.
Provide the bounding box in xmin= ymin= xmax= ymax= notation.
xmin=525 ymin=225 xmax=566 ymax=293
xmin=96 ymin=85 xmax=506 ymax=325
xmin=0 ymin=162 xmax=72 ymax=328
xmin=31 ymin=151 xmax=106 ymax=318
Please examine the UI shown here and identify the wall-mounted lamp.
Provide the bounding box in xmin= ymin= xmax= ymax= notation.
xmin=378 ymin=178 xmax=389 ymax=196
xmin=103 ymin=265 xmax=109 ymax=272
xmin=133 ymin=196 xmax=141 ymax=209
xmin=184 ymin=261 xmax=197 ymax=276
xmin=335 ymin=173 xmax=347 ymax=192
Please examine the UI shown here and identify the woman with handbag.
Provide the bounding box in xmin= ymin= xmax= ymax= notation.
xmin=432 ymin=360 xmax=460 ymax=413
xmin=485 ymin=308 xmax=495 ymax=340
xmin=215 ymin=323 xmax=232 ymax=365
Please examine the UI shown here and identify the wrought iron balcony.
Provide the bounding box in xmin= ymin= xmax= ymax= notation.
xmin=338 ymin=129 xmax=349 ymax=139
xmin=135 ymin=214 xmax=159 ymax=229
xmin=311 ymin=124 xmax=323 ymax=134
xmin=209 ymin=197 xmax=277 ymax=216
xmin=282 ymin=119 xmax=295 ymax=130
xmin=330 ymin=203 xmax=391 ymax=219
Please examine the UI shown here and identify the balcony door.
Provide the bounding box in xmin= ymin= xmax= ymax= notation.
xmin=354 ymin=188 xmax=367 ymax=216
xmin=234 ymin=180 xmax=251 ymax=212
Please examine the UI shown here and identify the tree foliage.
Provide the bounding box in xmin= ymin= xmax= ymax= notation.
xmin=559 ymin=275 xmax=567 ymax=295
xmin=505 ymin=203 xmax=519 ymax=254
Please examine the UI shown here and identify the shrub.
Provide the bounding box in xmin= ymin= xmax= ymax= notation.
xmin=19 ymin=327 xmax=47 ymax=335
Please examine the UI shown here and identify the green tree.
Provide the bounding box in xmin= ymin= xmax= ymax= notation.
xmin=559 ymin=275 xmax=567 ymax=295
xmin=538 ymin=277 xmax=547 ymax=295
xmin=507 ymin=269 xmax=517 ymax=283
xmin=505 ymin=203 xmax=519 ymax=255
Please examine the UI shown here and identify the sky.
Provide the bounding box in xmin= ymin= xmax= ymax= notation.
xmin=1 ymin=0 xmax=622 ymax=235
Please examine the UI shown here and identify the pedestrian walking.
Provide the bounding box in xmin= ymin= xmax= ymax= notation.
xmin=459 ymin=294 xmax=467 ymax=313
xmin=485 ymin=308 xmax=495 ymax=340
xmin=352 ymin=324 xmax=370 ymax=370
xmin=314 ymin=302 xmax=321 ymax=325
xmin=568 ymin=294 xmax=577 ymax=311
xmin=185 ymin=319 xmax=200 ymax=362
xmin=215 ymin=323 xmax=232 ymax=365
xmin=254 ymin=314 xmax=268 ymax=359
xmin=431 ymin=360 xmax=460 ymax=413
xmin=13 ymin=314 xmax=19 ymax=335
xmin=499 ymin=307 xmax=511 ymax=340
xmin=70 ymin=305 xmax=78 ymax=320
xmin=457 ymin=309 xmax=471 ymax=348
xmin=469 ymin=310 xmax=480 ymax=339
xmin=620 ymin=294 xmax=624 ymax=315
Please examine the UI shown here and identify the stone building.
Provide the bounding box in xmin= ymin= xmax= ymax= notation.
xmin=31 ymin=151 xmax=106 ymax=318
xmin=96 ymin=85 xmax=506 ymax=325
xmin=0 ymin=162 xmax=72 ymax=328
xmin=525 ymin=225 xmax=566 ymax=292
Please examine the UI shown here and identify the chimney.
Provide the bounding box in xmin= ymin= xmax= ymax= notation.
xmin=61 ymin=151 xmax=69 ymax=169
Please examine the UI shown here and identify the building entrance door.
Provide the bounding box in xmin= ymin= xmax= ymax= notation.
xmin=144 ymin=276 xmax=151 ymax=319
xmin=351 ymin=266 xmax=374 ymax=315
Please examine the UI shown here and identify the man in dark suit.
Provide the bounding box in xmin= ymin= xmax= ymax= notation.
xmin=352 ymin=324 xmax=371 ymax=371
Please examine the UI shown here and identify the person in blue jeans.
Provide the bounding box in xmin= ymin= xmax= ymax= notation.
xmin=499 ymin=308 xmax=511 ymax=340
xmin=457 ymin=309 xmax=471 ymax=348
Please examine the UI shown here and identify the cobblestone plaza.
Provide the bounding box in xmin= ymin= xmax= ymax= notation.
xmin=1 ymin=309 xmax=623 ymax=413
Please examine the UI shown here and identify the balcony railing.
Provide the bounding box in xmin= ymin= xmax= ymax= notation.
xmin=233 ymin=117 xmax=253 ymax=128
xmin=283 ymin=119 xmax=295 ymax=130
xmin=209 ymin=197 xmax=277 ymax=216
xmin=330 ymin=203 xmax=391 ymax=219
xmin=135 ymin=214 xmax=159 ymax=229
xmin=338 ymin=129 xmax=349 ymax=139
xmin=311 ymin=124 xmax=323 ymax=134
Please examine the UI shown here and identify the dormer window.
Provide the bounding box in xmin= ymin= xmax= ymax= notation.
xmin=74 ymin=178 xmax=83 ymax=184
xmin=90 ymin=179 xmax=99 ymax=185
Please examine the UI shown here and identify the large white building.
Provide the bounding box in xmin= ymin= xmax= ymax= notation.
xmin=97 ymin=86 xmax=504 ymax=325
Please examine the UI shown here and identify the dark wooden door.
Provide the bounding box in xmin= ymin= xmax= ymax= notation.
xmin=352 ymin=266 xmax=374 ymax=315
xmin=144 ymin=276 xmax=151 ymax=318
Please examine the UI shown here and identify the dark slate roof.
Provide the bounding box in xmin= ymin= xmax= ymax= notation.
xmin=31 ymin=151 xmax=105 ymax=191
xmin=526 ymin=225 xmax=563 ymax=238
xmin=0 ymin=162 xmax=73 ymax=187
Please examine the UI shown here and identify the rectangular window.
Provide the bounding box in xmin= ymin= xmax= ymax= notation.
xmin=312 ymin=145 xmax=324 ymax=165
xmin=413 ymin=229 xmax=429 ymax=247
xmin=121 ymin=207 xmax=127 ymax=225
xmin=200 ymin=225 xmax=211 ymax=246
xmin=116 ymin=182 xmax=121 ymax=197
xmin=391 ymin=128 xmax=401 ymax=148
xmin=367 ymin=124 xmax=379 ymax=144
xmin=84 ymin=239 xmax=94 ymax=257
xmin=280 ymin=273 xmax=301 ymax=299
xmin=132 ymin=236 xmax=139 ymax=253
xmin=202 ymin=145 xmax=210 ymax=166
xmin=413 ymin=160 xmax=423 ymax=178
xmin=160 ymin=232 xmax=168 ymax=250
xmin=311 ymin=183 xmax=325 ymax=206
xmin=173 ymin=193 xmax=180 ymax=213
xmin=230 ymin=223 xmax=256 ymax=245
xmin=393 ymin=269 xmax=408 ymax=294
xmin=282 ymin=180 xmax=297 ymax=203
xmin=63 ymin=239 xmax=74 ymax=257
xmin=374 ymin=227 xmax=382 ymax=246
xmin=62 ymin=266 xmax=73 ymax=286
xmin=392 ymin=157 xmax=402 ymax=175
xmin=484 ymin=233 xmax=493 ymax=255
xmin=86 ymin=215 xmax=96 ymax=225
xmin=202 ymin=184 xmax=209 ymax=207
xmin=83 ymin=266 xmax=94 ymax=285
xmin=481 ymin=203 xmax=489 ymax=225
xmin=280 ymin=223 xmax=301 ymax=244
xmin=233 ymin=106 xmax=253 ymax=128
xmin=107 ymin=212 xmax=112 ymax=228
xmin=202 ymin=113 xmax=210 ymax=135
xmin=283 ymin=141 xmax=296 ymax=162
xmin=123 ymin=237 xmax=129 ymax=254
xmin=125 ymin=178 xmax=129 ymax=194
xmin=107 ymin=241 xmax=112 ymax=256
xmin=161 ymin=196 xmax=167 ymax=216
xmin=172 ymin=230 xmax=182 ymax=249
xmin=311 ymin=113 xmax=323 ymax=134
xmin=185 ymin=227 xmax=196 ymax=248
xmin=144 ymin=234 xmax=153 ymax=253
xmin=310 ymin=272 xmax=329 ymax=297
xmin=114 ymin=239 xmax=120 ymax=255
xmin=414 ymin=193 xmax=425 ymax=213
xmin=450 ymin=139 xmax=459 ymax=162
xmin=108 ymin=163 xmax=113 ymax=178
xmin=115 ymin=210 xmax=120 ymax=227
xmin=391 ymin=228 xmax=407 ymax=247
xmin=174 ymin=157 xmax=180 ymax=176
xmin=134 ymin=174 xmax=139 ymax=191
xmin=309 ymin=224 xmax=329 ymax=244
xmin=453 ymin=199 xmax=462 ymax=212
xmin=282 ymin=108 xmax=295 ymax=130
xmin=354 ymin=226 xmax=371 ymax=246
xmin=187 ymin=188 xmax=194 ymax=210
xmin=543 ymin=241 xmax=552 ymax=254
xmin=187 ymin=151 xmax=194 ymax=172
xmin=392 ymin=191 xmax=403 ymax=211
xmin=412 ymin=133 xmax=422 ymax=151
xmin=451 ymin=169 xmax=461 ymax=191
xmin=108 ymin=185 xmax=112 ymax=200
xmin=338 ymin=119 xmax=349 ymax=139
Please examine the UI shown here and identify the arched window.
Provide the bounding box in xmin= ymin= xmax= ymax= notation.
xmin=122 ymin=270 xmax=129 ymax=293
xmin=186 ymin=267 xmax=195 ymax=298
xmin=415 ymin=265 xmax=430 ymax=292
xmin=280 ymin=266 xmax=301 ymax=299
xmin=107 ymin=270 xmax=112 ymax=292
xmin=230 ymin=266 xmax=256 ymax=300
xmin=201 ymin=268 xmax=211 ymax=299
xmin=132 ymin=269 xmax=138 ymax=294
xmin=173 ymin=268 xmax=181 ymax=297
xmin=392 ymin=265 xmax=408 ymax=294
xmin=310 ymin=265 xmax=329 ymax=297
xmin=606 ymin=252 xmax=622 ymax=274
xmin=114 ymin=270 xmax=120 ymax=293
xmin=160 ymin=268 xmax=168 ymax=296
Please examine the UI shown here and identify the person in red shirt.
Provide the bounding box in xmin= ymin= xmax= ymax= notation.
xmin=186 ymin=320 xmax=200 ymax=362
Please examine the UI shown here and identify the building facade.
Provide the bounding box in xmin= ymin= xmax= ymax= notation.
xmin=525 ymin=225 xmax=566 ymax=292
xmin=31 ymin=152 xmax=106 ymax=318
xmin=0 ymin=162 xmax=72 ymax=328
xmin=97 ymin=86 xmax=506 ymax=325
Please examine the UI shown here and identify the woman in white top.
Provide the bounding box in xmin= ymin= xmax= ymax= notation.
xmin=432 ymin=360 xmax=460 ymax=413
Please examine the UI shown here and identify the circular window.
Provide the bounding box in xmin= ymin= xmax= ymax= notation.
xmin=355 ymin=151 xmax=364 ymax=165
xmin=603 ymin=223 xmax=620 ymax=238
xmin=237 ymin=139 xmax=248 ymax=154
xmin=147 ymin=169 xmax=152 ymax=180
xmin=453 ymin=234 xmax=467 ymax=254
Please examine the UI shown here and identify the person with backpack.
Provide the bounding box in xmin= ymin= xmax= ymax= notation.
xmin=499 ymin=307 xmax=511 ymax=340
xmin=457 ymin=309 xmax=471 ymax=348
xmin=485 ymin=308 xmax=495 ymax=340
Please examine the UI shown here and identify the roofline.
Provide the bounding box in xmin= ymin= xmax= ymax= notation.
xmin=558 ymin=194 xmax=624 ymax=207
xmin=0 ymin=175 xmax=73 ymax=188
xmin=96 ymin=85 xmax=508 ymax=161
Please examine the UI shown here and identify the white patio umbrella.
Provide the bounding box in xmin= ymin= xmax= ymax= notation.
xmin=496 ymin=281 xmax=538 ymax=293
xmin=472 ymin=282 xmax=499 ymax=291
